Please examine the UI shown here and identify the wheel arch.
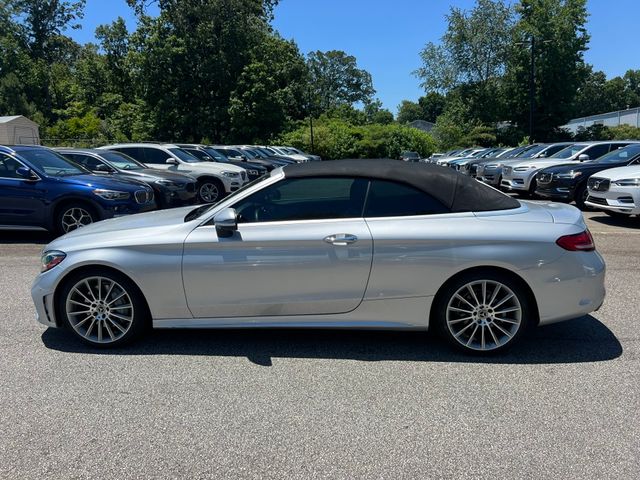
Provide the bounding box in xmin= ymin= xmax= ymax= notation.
xmin=50 ymin=196 xmax=104 ymax=229
xmin=52 ymin=263 xmax=152 ymax=329
xmin=429 ymin=266 xmax=540 ymax=328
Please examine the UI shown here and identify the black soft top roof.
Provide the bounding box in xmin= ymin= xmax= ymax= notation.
xmin=283 ymin=159 xmax=520 ymax=213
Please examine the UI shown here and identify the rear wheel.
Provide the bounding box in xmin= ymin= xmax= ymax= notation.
xmin=433 ymin=271 xmax=532 ymax=354
xmin=58 ymin=269 xmax=149 ymax=347
xmin=55 ymin=202 xmax=98 ymax=235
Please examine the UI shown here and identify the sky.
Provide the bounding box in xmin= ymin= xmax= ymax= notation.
xmin=72 ymin=0 xmax=640 ymax=114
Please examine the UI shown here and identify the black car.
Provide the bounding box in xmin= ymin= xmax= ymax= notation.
xmin=535 ymin=143 xmax=640 ymax=208
xmin=212 ymin=146 xmax=293 ymax=171
xmin=57 ymin=148 xmax=198 ymax=209
xmin=176 ymin=144 xmax=268 ymax=179
xmin=399 ymin=151 xmax=421 ymax=162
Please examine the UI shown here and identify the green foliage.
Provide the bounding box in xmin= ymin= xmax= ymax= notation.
xmin=573 ymin=68 xmax=640 ymax=117
xmin=279 ymin=118 xmax=436 ymax=160
xmin=573 ymin=124 xmax=640 ymax=142
xmin=307 ymin=50 xmax=375 ymax=113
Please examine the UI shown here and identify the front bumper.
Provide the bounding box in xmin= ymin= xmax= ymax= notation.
xmin=585 ymin=188 xmax=640 ymax=215
xmin=31 ymin=270 xmax=60 ymax=328
xmin=476 ymin=166 xmax=503 ymax=186
xmin=535 ymin=178 xmax=578 ymax=201
xmin=501 ymin=169 xmax=535 ymax=191
xmin=156 ymin=183 xmax=198 ymax=208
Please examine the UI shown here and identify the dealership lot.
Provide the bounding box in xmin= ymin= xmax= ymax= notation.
xmin=0 ymin=211 xmax=639 ymax=479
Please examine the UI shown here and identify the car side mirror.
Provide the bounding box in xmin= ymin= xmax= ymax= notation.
xmin=16 ymin=166 xmax=37 ymax=180
xmin=538 ymin=152 xmax=547 ymax=158
xmin=166 ymin=158 xmax=178 ymax=165
xmin=95 ymin=164 xmax=111 ymax=172
xmin=578 ymin=154 xmax=590 ymax=162
xmin=214 ymin=208 xmax=238 ymax=238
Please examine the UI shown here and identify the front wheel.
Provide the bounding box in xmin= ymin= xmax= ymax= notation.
xmin=197 ymin=179 xmax=225 ymax=203
xmin=433 ymin=272 xmax=532 ymax=354
xmin=575 ymin=184 xmax=589 ymax=210
xmin=58 ymin=269 xmax=149 ymax=347
xmin=56 ymin=203 xmax=98 ymax=235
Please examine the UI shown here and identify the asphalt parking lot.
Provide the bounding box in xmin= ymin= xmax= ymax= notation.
xmin=1 ymin=211 xmax=639 ymax=479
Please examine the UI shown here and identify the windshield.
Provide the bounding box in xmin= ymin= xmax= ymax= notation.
xmin=98 ymin=151 xmax=145 ymax=170
xmin=184 ymin=174 xmax=271 ymax=222
xmin=551 ymin=144 xmax=588 ymax=159
xmin=168 ymin=148 xmax=200 ymax=163
xmin=202 ymin=147 xmax=229 ymax=162
xmin=595 ymin=144 xmax=640 ymax=164
xmin=241 ymin=149 xmax=258 ymax=159
xmin=19 ymin=148 xmax=87 ymax=176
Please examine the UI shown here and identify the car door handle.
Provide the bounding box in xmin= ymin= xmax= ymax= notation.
xmin=323 ymin=234 xmax=358 ymax=246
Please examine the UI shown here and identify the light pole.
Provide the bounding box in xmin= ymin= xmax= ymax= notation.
xmin=517 ymin=35 xmax=551 ymax=143
xmin=308 ymin=86 xmax=315 ymax=154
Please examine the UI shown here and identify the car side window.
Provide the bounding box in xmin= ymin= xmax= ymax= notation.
xmin=112 ymin=147 xmax=143 ymax=162
xmin=186 ymin=149 xmax=210 ymax=161
xmin=0 ymin=153 xmax=24 ymax=179
xmin=583 ymin=144 xmax=610 ymax=160
xmin=232 ymin=177 xmax=368 ymax=223
xmin=364 ymin=180 xmax=449 ymax=217
xmin=143 ymin=148 xmax=171 ymax=164
xmin=69 ymin=154 xmax=106 ymax=172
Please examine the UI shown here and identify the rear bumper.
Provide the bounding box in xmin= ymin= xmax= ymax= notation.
xmin=522 ymin=250 xmax=606 ymax=325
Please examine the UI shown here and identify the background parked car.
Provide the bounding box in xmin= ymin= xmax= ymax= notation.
xmin=0 ymin=145 xmax=155 ymax=234
xmin=475 ymin=143 xmax=573 ymax=186
xmin=501 ymin=141 xmax=635 ymax=197
xmin=176 ymin=144 xmax=267 ymax=180
xmin=399 ymin=151 xmax=421 ymax=162
xmin=536 ymin=143 xmax=640 ymax=208
xmin=586 ymin=164 xmax=640 ymax=218
xmin=100 ymin=143 xmax=248 ymax=203
xmin=57 ymin=148 xmax=198 ymax=209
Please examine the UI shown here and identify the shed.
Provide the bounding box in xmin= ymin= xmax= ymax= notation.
xmin=0 ymin=115 xmax=40 ymax=145
xmin=408 ymin=119 xmax=435 ymax=133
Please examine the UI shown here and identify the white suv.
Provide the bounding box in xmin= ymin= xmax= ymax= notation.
xmin=586 ymin=165 xmax=640 ymax=218
xmin=100 ymin=143 xmax=248 ymax=203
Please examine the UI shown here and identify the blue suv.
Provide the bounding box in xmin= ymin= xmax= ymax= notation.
xmin=0 ymin=145 xmax=156 ymax=235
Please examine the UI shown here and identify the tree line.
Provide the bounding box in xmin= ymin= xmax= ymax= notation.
xmin=0 ymin=0 xmax=638 ymax=158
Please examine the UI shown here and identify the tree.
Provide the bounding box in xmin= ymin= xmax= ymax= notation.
xmin=418 ymin=92 xmax=446 ymax=123
xmin=363 ymin=99 xmax=393 ymax=124
xmin=307 ymin=50 xmax=375 ymax=112
xmin=397 ymin=100 xmax=423 ymax=124
xmin=504 ymin=0 xmax=590 ymax=140
xmin=228 ymin=35 xmax=308 ymax=142
xmin=415 ymin=0 xmax=514 ymax=92
xmin=95 ymin=17 xmax=133 ymax=100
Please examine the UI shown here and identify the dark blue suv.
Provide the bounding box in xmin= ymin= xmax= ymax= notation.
xmin=0 ymin=145 xmax=156 ymax=235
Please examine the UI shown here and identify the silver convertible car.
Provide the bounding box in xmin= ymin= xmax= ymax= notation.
xmin=32 ymin=160 xmax=606 ymax=354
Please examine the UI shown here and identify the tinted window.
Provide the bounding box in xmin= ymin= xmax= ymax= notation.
xmin=168 ymin=148 xmax=200 ymax=163
xmin=232 ymin=177 xmax=368 ymax=223
xmin=67 ymin=153 xmax=108 ymax=172
xmin=582 ymin=144 xmax=611 ymax=160
xmin=185 ymin=148 xmax=211 ymax=161
xmin=365 ymin=180 xmax=449 ymax=217
xmin=0 ymin=153 xmax=25 ymax=179
xmin=18 ymin=148 xmax=85 ymax=176
xmin=97 ymin=151 xmax=144 ymax=170
xmin=144 ymin=147 xmax=172 ymax=164
xmin=203 ymin=147 xmax=230 ymax=162
xmin=111 ymin=147 xmax=145 ymax=162
xmin=595 ymin=144 xmax=640 ymax=164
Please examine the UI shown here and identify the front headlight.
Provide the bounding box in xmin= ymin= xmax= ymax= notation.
xmin=41 ymin=250 xmax=66 ymax=273
xmin=613 ymin=178 xmax=640 ymax=186
xmin=555 ymin=171 xmax=583 ymax=179
xmin=221 ymin=171 xmax=239 ymax=178
xmin=92 ymin=189 xmax=130 ymax=200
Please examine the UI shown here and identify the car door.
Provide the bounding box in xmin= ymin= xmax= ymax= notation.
xmin=0 ymin=153 xmax=46 ymax=227
xmin=361 ymin=179 xmax=474 ymax=300
xmin=182 ymin=176 xmax=373 ymax=318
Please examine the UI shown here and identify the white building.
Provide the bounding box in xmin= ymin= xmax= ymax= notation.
xmin=0 ymin=115 xmax=40 ymax=145
xmin=562 ymin=107 xmax=640 ymax=134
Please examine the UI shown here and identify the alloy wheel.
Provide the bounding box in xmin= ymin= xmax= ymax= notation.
xmin=61 ymin=207 xmax=93 ymax=233
xmin=199 ymin=183 xmax=220 ymax=203
xmin=446 ymin=280 xmax=522 ymax=351
xmin=65 ymin=276 xmax=135 ymax=344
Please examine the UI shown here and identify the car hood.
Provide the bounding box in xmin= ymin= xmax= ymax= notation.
xmin=190 ymin=161 xmax=245 ymax=174
xmin=46 ymin=206 xmax=197 ymax=252
xmin=56 ymin=174 xmax=148 ymax=190
xmin=507 ymin=158 xmax=578 ymax=169
xmin=590 ymin=165 xmax=640 ymax=181
xmin=122 ymin=169 xmax=196 ymax=182
xmin=540 ymin=161 xmax=627 ymax=175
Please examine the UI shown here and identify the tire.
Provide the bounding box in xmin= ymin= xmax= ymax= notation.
xmin=57 ymin=268 xmax=149 ymax=347
xmin=55 ymin=202 xmax=98 ymax=236
xmin=197 ymin=178 xmax=225 ymax=203
xmin=575 ymin=183 xmax=589 ymax=210
xmin=432 ymin=271 xmax=533 ymax=354
xmin=525 ymin=178 xmax=538 ymax=198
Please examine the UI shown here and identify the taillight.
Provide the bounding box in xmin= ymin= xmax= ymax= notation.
xmin=556 ymin=230 xmax=595 ymax=252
